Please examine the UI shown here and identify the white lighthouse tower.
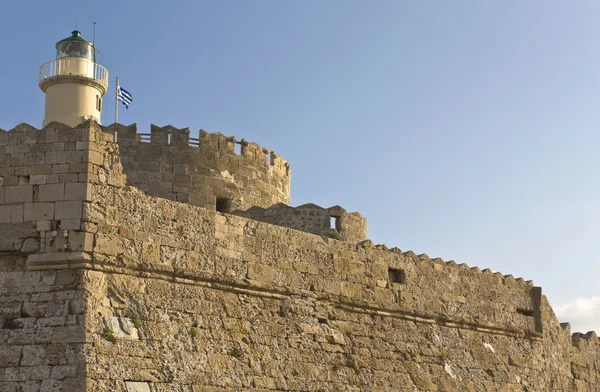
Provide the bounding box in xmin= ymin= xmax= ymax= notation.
xmin=39 ymin=30 xmax=108 ymax=127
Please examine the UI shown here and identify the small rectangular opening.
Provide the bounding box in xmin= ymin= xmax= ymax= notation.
xmin=18 ymin=175 xmax=30 ymax=185
xmin=388 ymin=268 xmax=406 ymax=285
xmin=216 ymin=197 xmax=232 ymax=213
xmin=235 ymin=142 xmax=242 ymax=155
xmin=168 ymin=133 xmax=172 ymax=145
xmin=516 ymin=308 xmax=534 ymax=317
xmin=329 ymin=215 xmax=340 ymax=231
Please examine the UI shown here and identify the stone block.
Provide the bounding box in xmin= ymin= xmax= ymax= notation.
xmin=20 ymin=238 xmax=40 ymax=253
xmin=29 ymin=174 xmax=48 ymax=185
xmin=94 ymin=234 xmax=124 ymax=256
xmin=38 ymin=184 xmax=65 ymax=202
xmin=0 ymin=188 xmax=4 ymax=205
xmin=49 ymin=365 xmax=77 ymax=379
xmin=0 ymin=345 xmax=22 ymax=367
xmin=29 ymin=165 xmax=52 ymax=175
xmin=65 ymin=150 xmax=82 ymax=163
xmin=125 ymin=382 xmax=151 ymax=392
xmin=340 ymin=281 xmax=362 ymax=299
xmin=24 ymin=203 xmax=54 ymax=221
xmin=247 ymin=263 xmax=276 ymax=283
xmin=0 ymin=205 xmax=10 ymax=223
xmin=51 ymin=164 xmax=70 ymax=174
xmin=30 ymin=366 xmax=51 ymax=380
xmin=3 ymin=367 xmax=34 ymax=382
xmin=21 ymin=346 xmax=46 ymax=366
xmin=5 ymin=185 xmax=33 ymax=204
xmin=64 ymin=183 xmax=91 ymax=201
xmin=112 ymin=317 xmax=140 ymax=339
xmin=36 ymin=220 xmax=52 ymax=231
xmin=51 ymin=326 xmax=86 ymax=343
xmin=59 ymin=219 xmax=81 ymax=230
xmin=40 ymin=379 xmax=61 ymax=391
xmin=84 ymin=150 xmax=103 ymax=165
xmin=10 ymin=205 xmax=23 ymax=223
xmin=45 ymin=150 xmax=66 ymax=164
xmin=61 ymin=379 xmax=86 ymax=391
xmin=67 ymin=231 xmax=93 ymax=252
xmin=69 ymin=163 xmax=93 ymax=173
xmin=55 ymin=201 xmax=82 ymax=220
xmin=55 ymin=270 xmax=78 ymax=286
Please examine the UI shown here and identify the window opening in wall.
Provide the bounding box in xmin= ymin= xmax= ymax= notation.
xmin=235 ymin=142 xmax=242 ymax=155
xmin=168 ymin=132 xmax=171 ymax=145
xmin=329 ymin=215 xmax=340 ymax=231
xmin=216 ymin=197 xmax=233 ymax=213
xmin=388 ymin=268 xmax=406 ymax=285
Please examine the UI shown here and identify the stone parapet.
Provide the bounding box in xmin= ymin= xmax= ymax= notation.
xmin=233 ymin=202 xmax=368 ymax=242
xmin=102 ymin=123 xmax=291 ymax=211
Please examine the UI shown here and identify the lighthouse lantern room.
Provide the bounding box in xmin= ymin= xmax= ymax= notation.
xmin=39 ymin=30 xmax=108 ymax=127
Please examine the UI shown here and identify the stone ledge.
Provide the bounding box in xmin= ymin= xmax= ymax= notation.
xmin=26 ymin=251 xmax=92 ymax=270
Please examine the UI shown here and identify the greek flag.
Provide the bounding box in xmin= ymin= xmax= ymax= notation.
xmin=117 ymin=86 xmax=133 ymax=108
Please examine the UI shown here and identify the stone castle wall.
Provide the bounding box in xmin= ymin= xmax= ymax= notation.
xmin=234 ymin=203 xmax=368 ymax=243
xmin=0 ymin=254 xmax=89 ymax=391
xmin=1 ymin=122 xmax=600 ymax=391
xmin=102 ymin=123 xmax=291 ymax=211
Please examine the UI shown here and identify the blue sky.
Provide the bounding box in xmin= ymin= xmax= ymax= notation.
xmin=1 ymin=1 xmax=599 ymax=332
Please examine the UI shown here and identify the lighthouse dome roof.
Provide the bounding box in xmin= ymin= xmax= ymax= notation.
xmin=55 ymin=30 xmax=94 ymax=61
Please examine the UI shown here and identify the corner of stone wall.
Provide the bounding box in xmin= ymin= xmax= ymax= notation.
xmin=0 ymin=120 xmax=126 ymax=269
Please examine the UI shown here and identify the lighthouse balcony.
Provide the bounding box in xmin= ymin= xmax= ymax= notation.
xmin=39 ymin=58 xmax=108 ymax=94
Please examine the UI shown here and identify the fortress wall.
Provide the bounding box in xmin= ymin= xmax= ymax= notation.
xmin=0 ymin=254 xmax=89 ymax=392
xmin=75 ymin=131 xmax=598 ymax=390
xmin=84 ymin=181 xmax=539 ymax=337
xmin=0 ymin=121 xmax=127 ymax=391
xmin=233 ymin=203 xmax=368 ymax=242
xmin=79 ymin=180 xmax=598 ymax=390
xmin=102 ymin=123 xmax=291 ymax=211
xmin=1 ymin=123 xmax=599 ymax=391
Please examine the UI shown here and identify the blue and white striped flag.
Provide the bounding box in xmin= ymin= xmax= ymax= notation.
xmin=117 ymin=86 xmax=133 ymax=108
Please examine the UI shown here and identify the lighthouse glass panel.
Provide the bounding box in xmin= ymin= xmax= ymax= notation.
xmin=56 ymin=41 xmax=95 ymax=62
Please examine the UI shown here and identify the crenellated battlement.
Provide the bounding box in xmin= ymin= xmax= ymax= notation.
xmin=234 ymin=202 xmax=367 ymax=242
xmin=1 ymin=120 xmax=291 ymax=213
xmin=102 ymin=123 xmax=290 ymax=173
xmin=101 ymin=123 xmax=291 ymax=210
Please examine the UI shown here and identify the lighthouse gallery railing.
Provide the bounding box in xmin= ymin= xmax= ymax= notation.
xmin=39 ymin=58 xmax=109 ymax=90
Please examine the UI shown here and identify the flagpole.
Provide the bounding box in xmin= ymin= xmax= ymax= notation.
xmin=115 ymin=76 xmax=119 ymax=124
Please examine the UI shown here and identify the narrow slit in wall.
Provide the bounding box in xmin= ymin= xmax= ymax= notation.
xmin=329 ymin=216 xmax=340 ymax=231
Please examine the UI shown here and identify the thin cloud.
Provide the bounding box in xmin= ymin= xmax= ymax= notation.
xmin=554 ymin=297 xmax=600 ymax=334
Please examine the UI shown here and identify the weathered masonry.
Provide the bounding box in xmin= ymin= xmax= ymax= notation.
xmin=1 ymin=121 xmax=599 ymax=392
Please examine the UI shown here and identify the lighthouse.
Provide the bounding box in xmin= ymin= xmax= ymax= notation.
xmin=39 ymin=30 xmax=108 ymax=127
